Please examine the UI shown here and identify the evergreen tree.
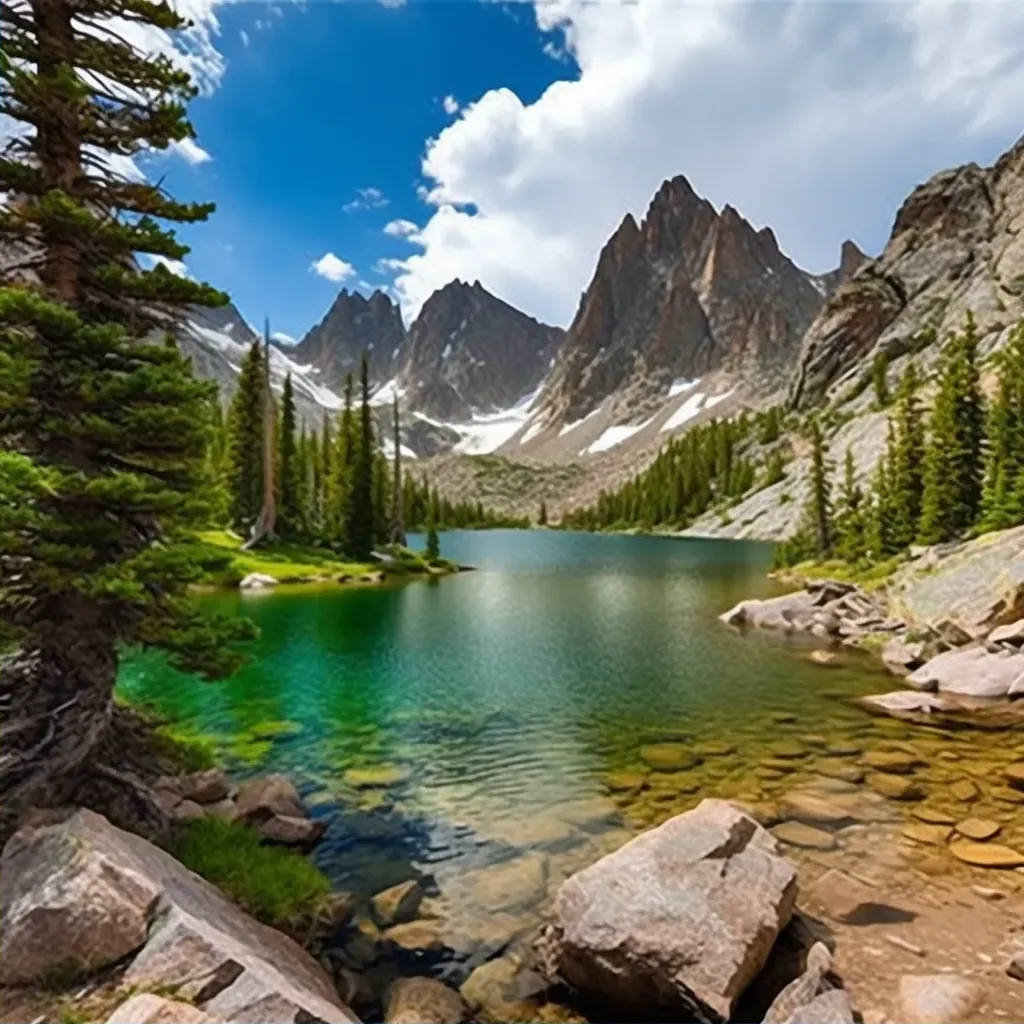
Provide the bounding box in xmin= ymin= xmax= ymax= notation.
xmin=805 ymin=417 xmax=834 ymax=559
xmin=391 ymin=394 xmax=406 ymax=546
xmin=227 ymin=342 xmax=266 ymax=535
xmin=348 ymin=354 xmax=375 ymax=559
xmin=871 ymin=352 xmax=890 ymax=407
xmin=538 ymin=500 xmax=548 ymax=526
xmin=372 ymin=452 xmax=391 ymax=546
xmin=980 ymin=323 xmax=1024 ymax=530
xmin=276 ymin=373 xmax=302 ymax=538
xmin=425 ymin=509 xmax=441 ymax=563
xmin=0 ymin=0 xmax=252 ymax=810
xmin=835 ymin=447 xmax=865 ymax=562
xmin=918 ymin=314 xmax=985 ymax=544
xmin=886 ymin=361 xmax=925 ymax=550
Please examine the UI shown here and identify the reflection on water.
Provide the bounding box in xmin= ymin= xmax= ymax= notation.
xmin=121 ymin=530 xmax=1014 ymax=979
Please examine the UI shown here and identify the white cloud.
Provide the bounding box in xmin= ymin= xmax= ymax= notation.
xmin=272 ymin=330 xmax=297 ymax=345
xmin=391 ymin=0 xmax=1024 ymax=326
xmin=383 ymin=218 xmax=420 ymax=239
xmin=240 ymin=29 xmax=250 ymax=47
xmin=374 ymin=257 xmax=405 ymax=276
xmin=442 ymin=94 xmax=460 ymax=115
xmin=311 ymin=252 xmax=356 ymax=283
xmin=144 ymin=254 xmax=190 ymax=278
xmin=343 ymin=186 xmax=389 ymax=213
xmin=169 ymin=136 xmax=212 ymax=166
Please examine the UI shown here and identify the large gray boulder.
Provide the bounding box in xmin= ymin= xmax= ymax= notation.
xmin=720 ymin=592 xmax=817 ymax=633
xmin=0 ymin=809 xmax=357 ymax=1022
xmin=906 ymin=644 xmax=1024 ymax=698
xmin=540 ymin=799 xmax=798 ymax=1022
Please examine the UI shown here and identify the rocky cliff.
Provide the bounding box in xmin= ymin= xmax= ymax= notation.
xmin=289 ymin=289 xmax=406 ymax=393
xmin=534 ymin=176 xmax=828 ymax=428
xmin=791 ymin=134 xmax=1024 ymax=409
xmin=397 ymin=279 xmax=565 ymax=422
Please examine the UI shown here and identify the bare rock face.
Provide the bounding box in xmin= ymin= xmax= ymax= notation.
xmin=290 ymin=288 xmax=407 ymax=393
xmin=792 ymin=133 xmax=1024 ymax=409
xmin=536 ymin=175 xmax=826 ymax=428
xmin=0 ymin=809 xmax=357 ymax=1022
xmin=539 ymin=798 xmax=798 ymax=1021
xmin=398 ymin=280 xmax=564 ymax=422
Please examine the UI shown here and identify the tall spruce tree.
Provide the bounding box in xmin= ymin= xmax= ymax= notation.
xmin=918 ymin=314 xmax=985 ymax=544
xmin=348 ymin=354 xmax=375 ymax=559
xmin=276 ymin=373 xmax=302 ymax=538
xmin=806 ymin=417 xmax=834 ymax=559
xmin=835 ymin=447 xmax=865 ymax=562
xmin=0 ymin=0 xmax=252 ymax=812
xmin=391 ymin=393 xmax=406 ymax=546
xmin=980 ymin=323 xmax=1024 ymax=530
xmin=886 ymin=361 xmax=925 ymax=550
xmin=226 ymin=342 xmax=265 ymax=534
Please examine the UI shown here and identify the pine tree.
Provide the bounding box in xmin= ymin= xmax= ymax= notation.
xmin=391 ymin=394 xmax=406 ymax=546
xmin=538 ymin=500 xmax=548 ymax=526
xmin=805 ymin=417 xmax=834 ymax=559
xmin=918 ymin=314 xmax=985 ymax=544
xmin=835 ymin=447 xmax=865 ymax=562
xmin=0 ymin=0 xmax=253 ymax=811
xmin=871 ymin=352 xmax=890 ymax=407
xmin=980 ymin=323 xmax=1024 ymax=530
xmin=276 ymin=373 xmax=302 ymax=538
xmin=348 ymin=354 xmax=375 ymax=559
xmin=227 ymin=342 xmax=266 ymax=535
xmin=886 ymin=361 xmax=925 ymax=550
xmin=425 ymin=509 xmax=441 ymax=563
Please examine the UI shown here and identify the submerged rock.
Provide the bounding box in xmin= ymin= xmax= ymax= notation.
xmin=235 ymin=774 xmax=307 ymax=823
xmin=384 ymin=977 xmax=466 ymax=1024
xmin=772 ymin=821 xmax=838 ymax=851
xmin=949 ymin=840 xmax=1024 ymax=867
xmin=540 ymin=799 xmax=797 ymax=1021
xmin=372 ymin=879 xmax=425 ymax=928
xmin=720 ymin=591 xmax=817 ymax=633
xmin=471 ymin=853 xmax=549 ymax=913
xmin=897 ymin=974 xmax=985 ymax=1024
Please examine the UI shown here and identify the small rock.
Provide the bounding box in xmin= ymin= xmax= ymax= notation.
xmin=235 ymin=774 xmax=306 ymax=823
xmin=106 ymin=995 xmax=222 ymax=1024
xmin=772 ymin=821 xmax=838 ymax=850
xmin=911 ymin=806 xmax=957 ymax=825
xmin=344 ymin=765 xmax=412 ymax=789
xmin=204 ymin=798 xmax=240 ymax=824
xmin=882 ymin=638 xmax=927 ymax=676
xmin=785 ymin=988 xmax=856 ymax=1024
xmin=867 ymin=773 xmax=925 ymax=801
xmin=780 ymin=791 xmax=857 ymax=828
xmin=384 ymin=977 xmax=466 ymax=1024
xmin=949 ymin=840 xmax=1024 ymax=868
xmin=901 ymin=823 xmax=952 ymax=846
xmin=812 ymin=759 xmax=865 ymax=784
xmin=639 ymin=743 xmax=701 ymax=771
xmin=954 ymin=818 xmax=1001 ymax=841
xmin=949 ymin=779 xmax=981 ymax=802
xmin=603 ymin=771 xmax=648 ymax=792
xmin=173 ymin=799 xmax=206 ymax=823
xmin=691 ymin=741 xmax=735 ymax=757
xmin=384 ymin=920 xmax=446 ymax=954
xmin=898 ymin=974 xmax=985 ymax=1023
xmin=239 ymin=572 xmax=278 ymax=590
xmin=971 ymin=885 xmax=1006 ymax=901
xmin=259 ymin=814 xmax=326 ymax=846
xmin=862 ymin=750 xmax=919 ymax=774
xmin=372 ymin=879 xmax=425 ymax=928
xmin=460 ymin=956 xmax=538 ymax=1023
xmin=1004 ymin=764 xmax=1024 ymax=791
xmin=768 ymin=739 xmax=808 ymax=758
xmin=825 ymin=740 xmax=863 ymax=757
xmin=885 ymin=935 xmax=926 ymax=957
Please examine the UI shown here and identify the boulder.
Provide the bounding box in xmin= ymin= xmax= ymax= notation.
xmin=460 ymin=956 xmax=540 ymax=1023
xmin=385 ymin=977 xmax=466 ymax=1024
xmin=239 ymin=572 xmax=278 ymax=590
xmin=897 ymin=974 xmax=985 ymax=1023
xmin=235 ymin=774 xmax=306 ymax=824
xmin=779 ymin=791 xmax=857 ymax=828
xmin=771 ymin=821 xmax=837 ymax=850
xmin=0 ymin=812 xmax=161 ymax=983
xmin=990 ymin=619 xmax=1024 ymax=646
xmin=106 ymin=995 xmax=223 ymax=1023
xmin=784 ymin=989 xmax=855 ymax=1024
xmin=763 ymin=943 xmax=846 ymax=1023
xmin=0 ymin=809 xmax=357 ymax=1021
xmin=173 ymin=799 xmax=207 ymax=823
xmin=866 ymin=773 xmax=924 ymax=800
xmin=541 ymin=799 xmax=797 ymax=1021
xmin=153 ymin=769 xmax=230 ymax=806
xmin=882 ymin=638 xmax=927 ymax=676
xmin=857 ymin=691 xmax=960 ymax=721
xmin=719 ymin=591 xmax=817 ymax=633
xmin=372 ymin=879 xmax=425 ymax=928
xmin=906 ymin=645 xmax=1024 ymax=698
xmin=258 ymin=813 xmax=326 ymax=846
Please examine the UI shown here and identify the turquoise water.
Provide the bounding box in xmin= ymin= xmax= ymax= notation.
xmin=121 ymin=530 xmax=898 ymax=964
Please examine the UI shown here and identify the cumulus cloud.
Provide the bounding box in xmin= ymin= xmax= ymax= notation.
xmin=442 ymin=94 xmax=460 ymax=115
xmin=169 ymin=137 xmax=212 ymax=165
xmin=391 ymin=0 xmax=1024 ymax=326
xmin=144 ymin=254 xmax=190 ymax=278
xmin=272 ymin=330 xmax=297 ymax=345
xmin=343 ymin=186 xmax=389 ymax=213
xmin=383 ymin=218 xmax=420 ymax=239
xmin=311 ymin=252 xmax=356 ymax=283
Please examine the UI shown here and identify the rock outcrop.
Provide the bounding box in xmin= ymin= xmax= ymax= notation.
xmin=538 ymin=798 xmax=798 ymax=1021
xmin=535 ymin=176 xmax=828 ymax=428
xmin=792 ymin=133 xmax=1024 ymax=409
xmin=0 ymin=808 xmax=357 ymax=1022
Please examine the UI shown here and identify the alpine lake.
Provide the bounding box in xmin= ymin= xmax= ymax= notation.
xmin=119 ymin=530 xmax=1024 ymax=990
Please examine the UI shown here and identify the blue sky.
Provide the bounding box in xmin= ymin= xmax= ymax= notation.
xmin=147 ymin=1 xmax=1024 ymax=342
xmin=162 ymin=2 xmax=573 ymax=342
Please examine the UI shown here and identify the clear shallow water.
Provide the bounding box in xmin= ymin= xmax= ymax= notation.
xmin=121 ymin=530 xmax=908 ymax=969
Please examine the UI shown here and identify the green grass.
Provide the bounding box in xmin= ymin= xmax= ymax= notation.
xmin=170 ymin=818 xmax=331 ymax=927
xmin=779 ymin=554 xmax=907 ymax=592
xmin=151 ymin=723 xmax=219 ymax=772
xmin=196 ymin=530 xmax=377 ymax=584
